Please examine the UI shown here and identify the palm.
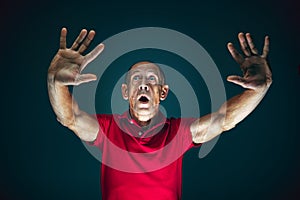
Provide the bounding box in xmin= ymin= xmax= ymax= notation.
xmin=48 ymin=28 xmax=104 ymax=86
xmin=227 ymin=33 xmax=272 ymax=90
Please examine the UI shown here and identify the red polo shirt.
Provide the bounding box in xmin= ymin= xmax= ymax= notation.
xmin=90 ymin=111 xmax=200 ymax=200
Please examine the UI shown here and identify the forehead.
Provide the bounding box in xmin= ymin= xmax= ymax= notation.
xmin=129 ymin=62 xmax=161 ymax=75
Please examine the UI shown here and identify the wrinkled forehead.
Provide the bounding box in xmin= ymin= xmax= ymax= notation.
xmin=129 ymin=62 xmax=161 ymax=75
xmin=125 ymin=61 xmax=165 ymax=84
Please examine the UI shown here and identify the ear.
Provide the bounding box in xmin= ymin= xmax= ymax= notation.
xmin=121 ymin=84 xmax=129 ymax=100
xmin=160 ymin=85 xmax=169 ymax=101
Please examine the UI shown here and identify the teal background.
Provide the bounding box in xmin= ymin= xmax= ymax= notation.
xmin=1 ymin=0 xmax=299 ymax=199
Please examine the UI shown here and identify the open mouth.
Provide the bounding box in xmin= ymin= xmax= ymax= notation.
xmin=138 ymin=95 xmax=149 ymax=103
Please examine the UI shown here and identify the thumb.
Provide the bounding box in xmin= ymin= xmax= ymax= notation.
xmin=227 ymin=75 xmax=247 ymax=88
xmin=74 ymin=74 xmax=97 ymax=85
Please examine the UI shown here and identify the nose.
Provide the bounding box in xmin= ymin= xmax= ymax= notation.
xmin=139 ymin=84 xmax=149 ymax=91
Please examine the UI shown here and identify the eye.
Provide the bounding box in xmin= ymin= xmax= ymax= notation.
xmin=132 ymin=75 xmax=140 ymax=81
xmin=148 ymin=75 xmax=156 ymax=82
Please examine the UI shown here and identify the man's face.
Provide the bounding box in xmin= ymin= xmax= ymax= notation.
xmin=122 ymin=62 xmax=169 ymax=125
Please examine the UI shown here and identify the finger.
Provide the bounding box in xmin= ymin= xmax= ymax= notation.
xmin=78 ymin=30 xmax=96 ymax=54
xmin=227 ymin=42 xmax=244 ymax=64
xmin=59 ymin=27 xmax=67 ymax=49
xmin=71 ymin=29 xmax=88 ymax=50
xmin=262 ymin=36 xmax=270 ymax=58
xmin=80 ymin=43 xmax=105 ymax=72
xmin=245 ymin=33 xmax=258 ymax=55
xmin=238 ymin=32 xmax=251 ymax=56
xmin=74 ymin=74 xmax=97 ymax=85
xmin=85 ymin=43 xmax=104 ymax=62
xmin=227 ymin=75 xmax=247 ymax=88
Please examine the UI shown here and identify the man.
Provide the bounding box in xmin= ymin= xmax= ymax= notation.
xmin=47 ymin=28 xmax=272 ymax=200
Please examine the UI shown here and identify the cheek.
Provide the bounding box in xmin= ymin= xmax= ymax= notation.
xmin=152 ymin=87 xmax=161 ymax=104
xmin=128 ymin=87 xmax=137 ymax=98
xmin=129 ymin=96 xmax=135 ymax=107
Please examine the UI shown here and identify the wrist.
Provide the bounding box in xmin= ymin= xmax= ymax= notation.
xmin=47 ymin=72 xmax=66 ymax=88
xmin=258 ymin=77 xmax=272 ymax=93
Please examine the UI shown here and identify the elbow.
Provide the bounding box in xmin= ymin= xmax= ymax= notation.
xmin=57 ymin=117 xmax=98 ymax=142
xmin=191 ymin=113 xmax=227 ymax=143
xmin=56 ymin=117 xmax=75 ymax=128
xmin=192 ymin=128 xmax=223 ymax=144
xmin=192 ymin=132 xmax=207 ymax=144
xmin=74 ymin=129 xmax=98 ymax=142
xmin=72 ymin=118 xmax=99 ymax=142
xmin=191 ymin=125 xmax=223 ymax=144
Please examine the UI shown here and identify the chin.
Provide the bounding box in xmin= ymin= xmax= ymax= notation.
xmin=136 ymin=110 xmax=154 ymax=121
xmin=132 ymin=107 xmax=159 ymax=122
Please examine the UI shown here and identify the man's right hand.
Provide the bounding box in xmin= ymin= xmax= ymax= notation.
xmin=47 ymin=28 xmax=103 ymax=142
xmin=48 ymin=28 xmax=104 ymax=85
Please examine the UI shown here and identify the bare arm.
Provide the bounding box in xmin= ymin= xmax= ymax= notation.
xmin=191 ymin=33 xmax=272 ymax=143
xmin=48 ymin=28 xmax=104 ymax=142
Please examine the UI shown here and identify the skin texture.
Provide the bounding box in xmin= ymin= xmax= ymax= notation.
xmin=190 ymin=33 xmax=272 ymax=143
xmin=121 ymin=62 xmax=169 ymax=126
xmin=48 ymin=28 xmax=103 ymax=141
xmin=47 ymin=28 xmax=272 ymax=143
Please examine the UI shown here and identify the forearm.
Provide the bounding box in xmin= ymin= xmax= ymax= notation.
xmin=47 ymin=73 xmax=77 ymax=128
xmin=191 ymin=85 xmax=271 ymax=143
xmin=219 ymin=85 xmax=271 ymax=131
xmin=47 ymin=73 xmax=98 ymax=141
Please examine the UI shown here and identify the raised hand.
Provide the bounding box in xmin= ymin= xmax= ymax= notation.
xmin=48 ymin=28 xmax=104 ymax=85
xmin=227 ymin=33 xmax=272 ymax=91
